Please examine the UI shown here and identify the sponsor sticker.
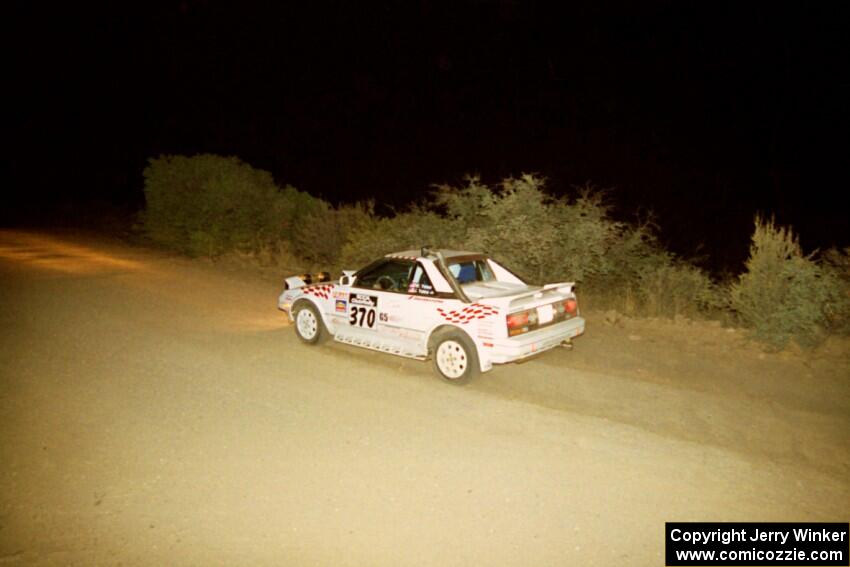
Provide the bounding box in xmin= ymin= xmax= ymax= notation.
xmin=350 ymin=293 xmax=378 ymax=307
xmin=335 ymin=300 xmax=347 ymax=312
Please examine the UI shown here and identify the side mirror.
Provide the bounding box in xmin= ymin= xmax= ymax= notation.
xmin=340 ymin=270 xmax=356 ymax=286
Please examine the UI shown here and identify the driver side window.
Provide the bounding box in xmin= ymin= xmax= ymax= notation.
xmin=353 ymin=260 xmax=414 ymax=292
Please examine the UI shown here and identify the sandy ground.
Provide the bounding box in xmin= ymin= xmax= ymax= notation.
xmin=0 ymin=229 xmax=847 ymax=566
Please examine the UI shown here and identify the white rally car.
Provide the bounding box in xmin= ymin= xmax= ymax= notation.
xmin=278 ymin=248 xmax=585 ymax=383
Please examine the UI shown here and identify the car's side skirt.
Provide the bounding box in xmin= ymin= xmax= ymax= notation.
xmin=333 ymin=327 xmax=428 ymax=360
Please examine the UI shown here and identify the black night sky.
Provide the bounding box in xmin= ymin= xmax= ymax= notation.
xmin=7 ymin=1 xmax=849 ymax=273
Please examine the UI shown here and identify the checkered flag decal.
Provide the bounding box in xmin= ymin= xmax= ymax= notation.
xmin=436 ymin=303 xmax=500 ymax=324
xmin=303 ymin=284 xmax=334 ymax=300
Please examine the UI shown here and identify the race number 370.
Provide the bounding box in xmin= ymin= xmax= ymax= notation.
xmin=349 ymin=306 xmax=376 ymax=329
xmin=349 ymin=294 xmax=378 ymax=329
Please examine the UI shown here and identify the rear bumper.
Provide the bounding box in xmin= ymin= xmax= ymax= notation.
xmin=486 ymin=317 xmax=585 ymax=364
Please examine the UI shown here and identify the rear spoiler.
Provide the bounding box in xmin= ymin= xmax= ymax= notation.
xmin=543 ymin=282 xmax=574 ymax=294
xmin=507 ymin=282 xmax=576 ymax=307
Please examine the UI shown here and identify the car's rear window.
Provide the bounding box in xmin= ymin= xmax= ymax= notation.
xmin=447 ymin=259 xmax=495 ymax=284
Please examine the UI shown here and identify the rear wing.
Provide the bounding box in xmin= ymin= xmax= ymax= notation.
xmin=507 ymin=282 xmax=576 ymax=310
xmin=543 ymin=282 xmax=574 ymax=294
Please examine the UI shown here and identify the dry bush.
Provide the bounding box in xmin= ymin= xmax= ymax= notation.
xmin=820 ymin=247 xmax=850 ymax=335
xmin=140 ymin=156 xmax=721 ymax=321
xmin=634 ymin=260 xmax=722 ymax=318
xmin=341 ymin=174 xmax=716 ymax=318
xmin=289 ymin=201 xmax=374 ymax=268
xmin=141 ymin=154 xmax=326 ymax=259
xmin=433 ymin=175 xmax=558 ymax=281
xmin=430 ymin=175 xmax=717 ymax=318
xmin=730 ymin=216 xmax=845 ymax=348
xmin=432 ymin=176 xmax=630 ymax=284
xmin=338 ymin=205 xmax=459 ymax=269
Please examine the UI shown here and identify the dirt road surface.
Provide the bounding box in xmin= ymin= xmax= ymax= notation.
xmin=1 ymin=229 xmax=848 ymax=566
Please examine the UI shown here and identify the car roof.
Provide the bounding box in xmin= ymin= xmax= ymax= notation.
xmin=386 ymin=249 xmax=483 ymax=261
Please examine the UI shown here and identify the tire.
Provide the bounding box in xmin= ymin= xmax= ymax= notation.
xmin=293 ymin=301 xmax=327 ymax=344
xmin=430 ymin=329 xmax=480 ymax=384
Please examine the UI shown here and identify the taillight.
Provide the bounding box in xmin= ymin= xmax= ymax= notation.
xmin=506 ymin=310 xmax=533 ymax=336
xmin=564 ymin=299 xmax=577 ymax=315
xmin=506 ymin=312 xmax=529 ymax=328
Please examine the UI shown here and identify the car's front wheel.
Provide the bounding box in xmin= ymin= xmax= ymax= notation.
xmin=293 ymin=302 xmax=326 ymax=344
xmin=430 ymin=329 xmax=479 ymax=384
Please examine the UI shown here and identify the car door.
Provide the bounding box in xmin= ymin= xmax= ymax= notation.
xmin=348 ymin=259 xmax=415 ymax=340
xmin=391 ymin=261 xmax=450 ymax=351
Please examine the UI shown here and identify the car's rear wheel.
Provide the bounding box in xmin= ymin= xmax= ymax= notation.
xmin=293 ymin=302 xmax=326 ymax=344
xmin=430 ymin=329 xmax=479 ymax=384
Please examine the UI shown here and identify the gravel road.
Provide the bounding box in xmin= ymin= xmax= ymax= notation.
xmin=1 ymin=229 xmax=847 ymax=566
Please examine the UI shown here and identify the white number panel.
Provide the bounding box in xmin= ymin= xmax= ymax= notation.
xmin=348 ymin=293 xmax=378 ymax=329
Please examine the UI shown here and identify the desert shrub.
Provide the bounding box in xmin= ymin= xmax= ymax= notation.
xmin=730 ymin=216 xmax=844 ymax=348
xmin=339 ymin=205 xmax=458 ymax=268
xmin=141 ymin=156 xmax=719 ymax=321
xmin=429 ymin=175 xmax=717 ymax=316
xmin=292 ymin=201 xmax=376 ymax=268
xmin=276 ymin=184 xmax=329 ymax=251
xmin=142 ymin=154 xmax=325 ymax=258
xmin=329 ymin=174 xmax=714 ymax=317
xmin=548 ymin=186 xmax=635 ymax=286
xmin=633 ymin=258 xmax=722 ymax=318
xmin=821 ymin=247 xmax=850 ymax=335
xmin=142 ymin=154 xmax=281 ymax=256
xmin=433 ymin=175 xmax=558 ymax=281
xmin=432 ymin=176 xmax=629 ymax=284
